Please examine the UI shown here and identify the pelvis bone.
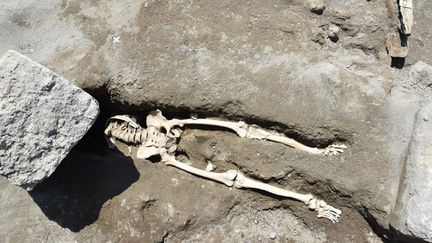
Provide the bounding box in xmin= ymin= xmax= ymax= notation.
xmin=104 ymin=110 xmax=345 ymax=223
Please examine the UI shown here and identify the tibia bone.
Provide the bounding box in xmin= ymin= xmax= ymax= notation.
xmin=233 ymin=172 xmax=341 ymax=222
xmin=232 ymin=172 xmax=313 ymax=204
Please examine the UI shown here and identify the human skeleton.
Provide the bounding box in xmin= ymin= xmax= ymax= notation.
xmin=104 ymin=110 xmax=346 ymax=223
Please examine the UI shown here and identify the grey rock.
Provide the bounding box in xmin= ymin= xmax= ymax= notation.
xmin=0 ymin=176 xmax=100 ymax=242
xmin=391 ymin=102 xmax=432 ymax=242
xmin=309 ymin=0 xmax=325 ymax=15
xmin=408 ymin=61 xmax=432 ymax=97
xmin=0 ymin=50 xmax=99 ymax=190
xmin=410 ymin=61 xmax=432 ymax=84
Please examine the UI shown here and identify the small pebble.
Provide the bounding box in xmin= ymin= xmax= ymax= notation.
xmin=328 ymin=24 xmax=341 ymax=42
xmin=309 ymin=0 xmax=325 ymax=15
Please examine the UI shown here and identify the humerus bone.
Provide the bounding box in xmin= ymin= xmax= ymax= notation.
xmin=161 ymin=153 xmax=341 ymax=223
xmin=146 ymin=110 xmax=347 ymax=156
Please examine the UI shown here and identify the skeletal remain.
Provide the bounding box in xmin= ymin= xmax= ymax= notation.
xmin=105 ymin=110 xmax=345 ymax=222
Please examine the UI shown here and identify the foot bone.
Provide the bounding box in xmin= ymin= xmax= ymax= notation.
xmin=320 ymin=144 xmax=347 ymax=156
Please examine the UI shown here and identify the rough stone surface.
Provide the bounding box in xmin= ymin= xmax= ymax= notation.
xmin=391 ymin=102 xmax=432 ymax=242
xmin=408 ymin=61 xmax=432 ymax=98
xmin=0 ymin=50 xmax=99 ymax=190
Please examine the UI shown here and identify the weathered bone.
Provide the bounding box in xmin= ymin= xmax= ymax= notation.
xmin=105 ymin=114 xmax=178 ymax=158
xmin=104 ymin=115 xmax=147 ymax=149
xmin=162 ymin=153 xmax=237 ymax=186
xmin=104 ymin=115 xmax=146 ymax=145
xmin=137 ymin=126 xmax=178 ymax=159
xmin=205 ymin=161 xmax=215 ymax=172
xmin=146 ymin=110 xmax=347 ymax=156
xmin=161 ymin=152 xmax=341 ymax=222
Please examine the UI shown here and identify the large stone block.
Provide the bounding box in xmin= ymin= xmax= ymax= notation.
xmin=0 ymin=50 xmax=99 ymax=190
xmin=391 ymin=101 xmax=432 ymax=242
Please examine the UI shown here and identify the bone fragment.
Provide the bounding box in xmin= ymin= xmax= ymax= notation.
xmin=205 ymin=161 xmax=215 ymax=172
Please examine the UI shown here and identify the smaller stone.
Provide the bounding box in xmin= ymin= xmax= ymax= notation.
xmin=328 ymin=24 xmax=341 ymax=42
xmin=269 ymin=232 xmax=277 ymax=240
xmin=385 ymin=33 xmax=409 ymax=58
xmin=309 ymin=0 xmax=325 ymax=15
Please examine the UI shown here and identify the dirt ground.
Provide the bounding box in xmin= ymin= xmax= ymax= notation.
xmin=1 ymin=0 xmax=432 ymax=242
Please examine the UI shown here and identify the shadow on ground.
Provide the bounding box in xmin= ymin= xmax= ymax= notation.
xmin=28 ymin=92 xmax=140 ymax=232
xmin=29 ymin=149 xmax=139 ymax=232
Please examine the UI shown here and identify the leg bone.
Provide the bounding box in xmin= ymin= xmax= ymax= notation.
xmin=146 ymin=110 xmax=347 ymax=156
xmin=162 ymin=153 xmax=237 ymax=187
xmin=173 ymin=117 xmax=346 ymax=156
xmin=161 ymin=154 xmax=341 ymax=222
